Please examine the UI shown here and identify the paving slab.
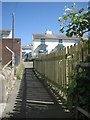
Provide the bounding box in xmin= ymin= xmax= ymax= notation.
xmin=2 ymin=68 xmax=74 ymax=119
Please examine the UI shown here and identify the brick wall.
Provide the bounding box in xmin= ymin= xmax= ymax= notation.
xmin=1 ymin=38 xmax=21 ymax=65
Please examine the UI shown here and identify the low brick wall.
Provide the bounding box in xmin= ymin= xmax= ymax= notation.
xmin=0 ymin=67 xmax=16 ymax=103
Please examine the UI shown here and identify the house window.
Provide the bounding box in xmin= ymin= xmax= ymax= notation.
xmin=59 ymin=39 xmax=62 ymax=43
xmin=41 ymin=38 xmax=45 ymax=44
xmin=74 ymin=39 xmax=79 ymax=44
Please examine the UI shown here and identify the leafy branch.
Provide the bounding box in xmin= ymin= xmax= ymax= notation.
xmin=58 ymin=5 xmax=90 ymax=38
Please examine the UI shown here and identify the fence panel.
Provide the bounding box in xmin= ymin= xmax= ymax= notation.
xmin=34 ymin=41 xmax=88 ymax=101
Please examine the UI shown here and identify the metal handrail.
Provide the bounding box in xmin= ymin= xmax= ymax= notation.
xmin=2 ymin=60 xmax=12 ymax=70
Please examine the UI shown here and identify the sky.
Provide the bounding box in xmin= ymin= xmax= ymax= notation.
xmin=2 ymin=2 xmax=88 ymax=45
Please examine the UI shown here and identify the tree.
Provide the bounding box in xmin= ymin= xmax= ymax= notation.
xmin=58 ymin=3 xmax=90 ymax=39
xmin=58 ymin=2 xmax=90 ymax=112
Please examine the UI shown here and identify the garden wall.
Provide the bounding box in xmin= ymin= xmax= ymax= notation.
xmin=0 ymin=67 xmax=15 ymax=103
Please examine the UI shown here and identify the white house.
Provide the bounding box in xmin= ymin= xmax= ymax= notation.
xmin=22 ymin=45 xmax=32 ymax=61
xmin=32 ymin=30 xmax=79 ymax=57
xmin=0 ymin=30 xmax=12 ymax=38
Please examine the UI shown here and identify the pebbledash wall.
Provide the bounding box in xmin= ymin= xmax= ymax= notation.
xmin=0 ymin=38 xmax=22 ymax=65
xmin=0 ymin=67 xmax=16 ymax=103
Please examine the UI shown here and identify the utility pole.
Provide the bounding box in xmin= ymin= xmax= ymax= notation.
xmin=12 ymin=13 xmax=15 ymax=76
xmin=12 ymin=13 xmax=14 ymax=50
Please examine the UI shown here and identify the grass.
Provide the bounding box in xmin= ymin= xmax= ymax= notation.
xmin=16 ymin=62 xmax=25 ymax=80
xmin=0 ymin=62 xmax=2 ymax=70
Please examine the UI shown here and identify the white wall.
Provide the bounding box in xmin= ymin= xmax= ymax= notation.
xmin=33 ymin=39 xmax=59 ymax=55
xmin=7 ymin=30 xmax=12 ymax=38
xmin=45 ymin=39 xmax=58 ymax=53
xmin=32 ymin=38 xmax=79 ymax=57
xmin=33 ymin=39 xmax=41 ymax=56
xmin=33 ymin=40 xmax=41 ymax=51
xmin=1 ymin=30 xmax=12 ymax=39
xmin=63 ymin=39 xmax=76 ymax=47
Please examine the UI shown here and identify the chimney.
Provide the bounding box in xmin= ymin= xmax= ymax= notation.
xmin=45 ymin=30 xmax=52 ymax=35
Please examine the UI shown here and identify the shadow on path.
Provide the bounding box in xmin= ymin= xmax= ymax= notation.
xmin=2 ymin=68 xmax=74 ymax=119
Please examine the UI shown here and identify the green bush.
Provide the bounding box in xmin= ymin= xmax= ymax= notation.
xmin=66 ymin=41 xmax=90 ymax=112
xmin=66 ymin=64 xmax=90 ymax=112
xmin=0 ymin=63 xmax=2 ymax=70
xmin=16 ymin=63 xmax=25 ymax=80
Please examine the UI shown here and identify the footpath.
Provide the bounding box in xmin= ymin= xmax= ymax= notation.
xmin=1 ymin=62 xmax=74 ymax=119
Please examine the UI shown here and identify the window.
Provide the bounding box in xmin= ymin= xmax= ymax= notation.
xmin=59 ymin=39 xmax=62 ymax=43
xmin=74 ymin=39 xmax=79 ymax=44
xmin=41 ymin=38 xmax=45 ymax=44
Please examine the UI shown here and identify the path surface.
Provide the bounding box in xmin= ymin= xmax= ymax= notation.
xmin=2 ymin=62 xmax=74 ymax=119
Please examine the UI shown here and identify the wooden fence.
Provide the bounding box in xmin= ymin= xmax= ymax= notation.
xmin=34 ymin=42 xmax=88 ymax=100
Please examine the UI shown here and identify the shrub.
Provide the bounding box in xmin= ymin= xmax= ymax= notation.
xmin=66 ymin=64 xmax=90 ymax=112
xmin=16 ymin=63 xmax=24 ymax=80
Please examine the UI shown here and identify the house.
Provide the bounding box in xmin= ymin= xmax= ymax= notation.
xmin=0 ymin=30 xmax=22 ymax=65
xmin=32 ymin=30 xmax=79 ymax=57
xmin=22 ymin=45 xmax=32 ymax=61
xmin=0 ymin=30 xmax=12 ymax=38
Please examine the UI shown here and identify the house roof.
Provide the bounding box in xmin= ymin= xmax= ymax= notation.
xmin=38 ymin=44 xmax=48 ymax=48
xmin=22 ymin=45 xmax=32 ymax=49
xmin=32 ymin=34 xmax=79 ymax=40
xmin=56 ymin=44 xmax=64 ymax=47
xmin=0 ymin=30 xmax=11 ymax=35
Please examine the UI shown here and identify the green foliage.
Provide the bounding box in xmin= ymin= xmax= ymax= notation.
xmin=78 ymin=8 xmax=84 ymax=13
xmin=16 ymin=63 xmax=25 ymax=80
xmin=63 ymin=15 xmax=68 ymax=20
xmin=60 ymin=28 xmax=64 ymax=33
xmin=0 ymin=63 xmax=2 ymax=70
xmin=59 ymin=6 xmax=90 ymax=38
xmin=58 ymin=4 xmax=90 ymax=112
xmin=66 ymin=64 xmax=90 ymax=111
